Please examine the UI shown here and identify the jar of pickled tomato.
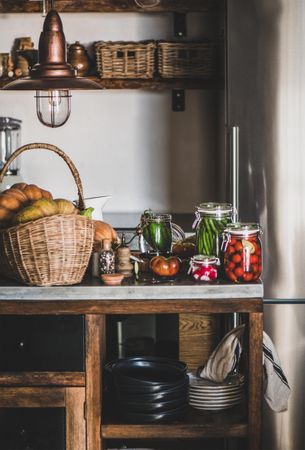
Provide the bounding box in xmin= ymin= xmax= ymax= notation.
xmin=188 ymin=255 xmax=220 ymax=282
xmin=222 ymin=223 xmax=262 ymax=283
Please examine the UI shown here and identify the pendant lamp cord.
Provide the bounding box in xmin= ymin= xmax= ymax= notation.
xmin=41 ymin=0 xmax=55 ymax=17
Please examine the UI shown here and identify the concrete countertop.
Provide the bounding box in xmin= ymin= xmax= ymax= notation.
xmin=0 ymin=276 xmax=263 ymax=301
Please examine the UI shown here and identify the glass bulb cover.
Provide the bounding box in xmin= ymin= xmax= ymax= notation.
xmin=35 ymin=90 xmax=71 ymax=128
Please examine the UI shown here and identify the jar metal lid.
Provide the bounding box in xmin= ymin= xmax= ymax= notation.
xmin=195 ymin=202 xmax=233 ymax=216
xmin=191 ymin=255 xmax=219 ymax=265
xmin=224 ymin=222 xmax=262 ymax=235
xmin=146 ymin=213 xmax=172 ymax=222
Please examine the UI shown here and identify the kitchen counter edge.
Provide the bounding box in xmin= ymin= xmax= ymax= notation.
xmin=0 ymin=280 xmax=263 ymax=301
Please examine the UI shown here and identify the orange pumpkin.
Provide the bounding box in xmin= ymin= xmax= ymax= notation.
xmin=94 ymin=220 xmax=118 ymax=243
xmin=0 ymin=183 xmax=54 ymax=226
xmin=23 ymin=184 xmax=44 ymax=202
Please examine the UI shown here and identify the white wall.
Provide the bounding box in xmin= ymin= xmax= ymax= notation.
xmin=0 ymin=12 xmax=219 ymax=214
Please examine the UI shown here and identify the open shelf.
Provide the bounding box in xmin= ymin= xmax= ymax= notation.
xmin=0 ymin=0 xmax=223 ymax=14
xmin=0 ymin=77 xmax=224 ymax=91
xmin=102 ymin=405 xmax=248 ymax=440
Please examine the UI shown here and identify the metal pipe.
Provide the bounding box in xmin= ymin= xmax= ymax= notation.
xmin=231 ymin=125 xmax=239 ymax=223
xmin=230 ymin=126 xmax=240 ymax=329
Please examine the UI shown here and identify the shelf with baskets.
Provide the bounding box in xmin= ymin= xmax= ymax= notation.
xmin=0 ymin=77 xmax=224 ymax=90
xmin=0 ymin=0 xmax=224 ymax=14
xmin=93 ymin=40 xmax=223 ymax=88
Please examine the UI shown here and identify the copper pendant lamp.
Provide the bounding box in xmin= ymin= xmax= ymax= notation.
xmin=3 ymin=9 xmax=101 ymax=127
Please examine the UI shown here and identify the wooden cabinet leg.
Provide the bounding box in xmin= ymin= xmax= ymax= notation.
xmin=85 ymin=314 xmax=106 ymax=450
xmin=65 ymin=387 xmax=86 ymax=450
xmin=248 ymin=311 xmax=263 ymax=450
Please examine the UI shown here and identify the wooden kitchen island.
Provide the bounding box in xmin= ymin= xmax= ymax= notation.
xmin=0 ymin=278 xmax=263 ymax=450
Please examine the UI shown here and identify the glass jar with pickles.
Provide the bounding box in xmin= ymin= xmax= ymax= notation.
xmin=142 ymin=213 xmax=172 ymax=254
xmin=193 ymin=203 xmax=234 ymax=257
xmin=222 ymin=223 xmax=262 ymax=283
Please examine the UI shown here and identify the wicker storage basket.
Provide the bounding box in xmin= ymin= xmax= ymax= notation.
xmin=95 ymin=41 xmax=156 ymax=79
xmin=0 ymin=143 xmax=94 ymax=287
xmin=158 ymin=42 xmax=216 ymax=78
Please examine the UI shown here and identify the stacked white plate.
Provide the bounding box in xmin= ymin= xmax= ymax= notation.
xmin=189 ymin=373 xmax=245 ymax=411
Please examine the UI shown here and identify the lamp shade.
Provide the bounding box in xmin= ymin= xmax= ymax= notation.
xmin=3 ymin=10 xmax=101 ymax=91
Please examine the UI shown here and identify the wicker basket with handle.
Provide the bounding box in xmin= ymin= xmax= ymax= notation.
xmin=0 ymin=143 xmax=94 ymax=287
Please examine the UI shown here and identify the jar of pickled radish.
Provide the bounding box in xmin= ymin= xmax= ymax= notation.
xmin=193 ymin=203 xmax=234 ymax=257
xmin=222 ymin=223 xmax=262 ymax=283
xmin=188 ymin=255 xmax=220 ymax=282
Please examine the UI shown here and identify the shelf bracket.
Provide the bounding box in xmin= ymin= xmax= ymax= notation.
xmin=173 ymin=13 xmax=187 ymax=38
xmin=172 ymin=89 xmax=185 ymax=112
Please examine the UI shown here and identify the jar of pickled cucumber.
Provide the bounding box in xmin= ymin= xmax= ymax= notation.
xmin=193 ymin=203 xmax=234 ymax=257
xmin=222 ymin=223 xmax=262 ymax=283
xmin=139 ymin=209 xmax=185 ymax=255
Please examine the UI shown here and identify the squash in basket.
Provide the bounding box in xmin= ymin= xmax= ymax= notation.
xmin=55 ymin=198 xmax=77 ymax=215
xmin=94 ymin=220 xmax=118 ymax=243
xmin=0 ymin=183 xmax=53 ymax=225
xmin=14 ymin=198 xmax=78 ymax=224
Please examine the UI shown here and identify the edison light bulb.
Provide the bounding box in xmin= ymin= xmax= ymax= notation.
xmin=35 ymin=90 xmax=71 ymax=128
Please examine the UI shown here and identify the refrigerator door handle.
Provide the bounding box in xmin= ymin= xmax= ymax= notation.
xmin=229 ymin=125 xmax=240 ymax=223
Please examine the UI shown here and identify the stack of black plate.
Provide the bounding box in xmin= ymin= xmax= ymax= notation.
xmin=105 ymin=356 xmax=189 ymax=423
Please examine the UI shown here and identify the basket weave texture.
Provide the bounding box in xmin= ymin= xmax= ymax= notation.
xmin=158 ymin=42 xmax=215 ymax=78
xmin=0 ymin=143 xmax=94 ymax=287
xmin=95 ymin=41 xmax=156 ymax=79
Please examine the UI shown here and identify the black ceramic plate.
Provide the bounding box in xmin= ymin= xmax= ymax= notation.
xmin=117 ymin=395 xmax=188 ymax=413
xmin=113 ymin=374 xmax=188 ymax=394
xmin=109 ymin=358 xmax=187 ymax=383
xmin=105 ymin=357 xmax=187 ymax=375
xmin=120 ymin=404 xmax=188 ymax=424
xmin=116 ymin=383 xmax=189 ymax=403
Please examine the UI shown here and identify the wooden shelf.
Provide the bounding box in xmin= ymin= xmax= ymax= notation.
xmin=102 ymin=406 xmax=248 ymax=440
xmin=0 ymin=77 xmax=223 ymax=91
xmin=0 ymin=0 xmax=223 ymax=14
xmin=0 ymin=371 xmax=85 ymax=387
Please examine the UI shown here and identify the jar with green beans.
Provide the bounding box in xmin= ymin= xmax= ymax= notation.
xmin=193 ymin=203 xmax=234 ymax=257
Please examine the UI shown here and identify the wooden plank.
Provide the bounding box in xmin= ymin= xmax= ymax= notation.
xmin=0 ymin=77 xmax=223 ymax=91
xmin=0 ymin=0 xmax=222 ymax=13
xmin=65 ymin=387 xmax=86 ymax=450
xmin=0 ymin=387 xmax=65 ymax=407
xmin=248 ymin=312 xmax=263 ymax=450
xmin=179 ymin=313 xmax=221 ymax=372
xmin=0 ymin=298 xmax=263 ymax=315
xmin=0 ymin=372 xmax=85 ymax=386
xmin=102 ymin=423 xmax=247 ymax=439
xmin=85 ymin=314 xmax=105 ymax=450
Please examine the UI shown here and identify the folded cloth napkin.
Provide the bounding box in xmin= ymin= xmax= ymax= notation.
xmin=197 ymin=324 xmax=245 ymax=383
xmin=198 ymin=324 xmax=291 ymax=412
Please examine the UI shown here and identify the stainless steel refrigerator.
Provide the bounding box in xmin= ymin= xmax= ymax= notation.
xmin=226 ymin=1 xmax=305 ymax=449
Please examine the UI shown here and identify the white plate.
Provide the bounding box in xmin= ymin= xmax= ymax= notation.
xmin=189 ymin=388 xmax=244 ymax=397
xmin=189 ymin=396 xmax=244 ymax=405
xmin=189 ymin=386 xmax=243 ymax=395
xmin=190 ymin=399 xmax=243 ymax=410
xmin=189 ymin=394 xmax=244 ymax=402
xmin=189 ymin=373 xmax=245 ymax=389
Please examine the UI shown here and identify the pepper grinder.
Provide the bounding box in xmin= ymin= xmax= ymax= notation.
xmin=99 ymin=239 xmax=115 ymax=275
xmin=116 ymin=234 xmax=133 ymax=277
